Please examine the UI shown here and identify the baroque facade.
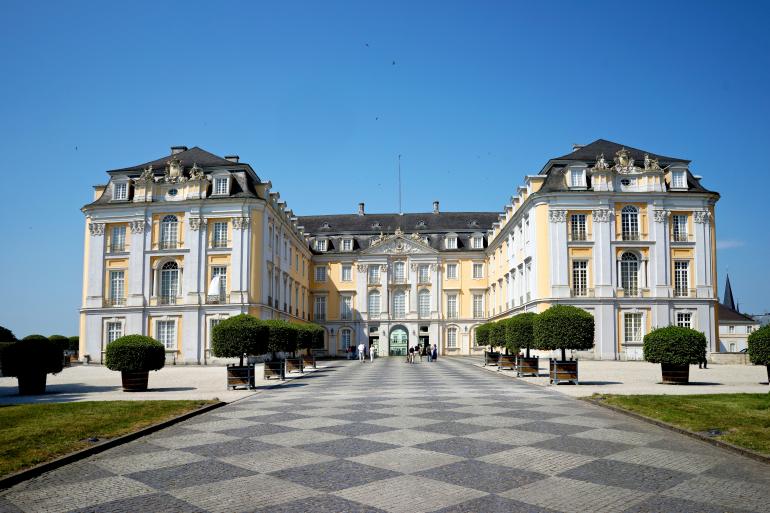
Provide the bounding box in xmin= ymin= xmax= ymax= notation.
xmin=80 ymin=139 xmax=720 ymax=362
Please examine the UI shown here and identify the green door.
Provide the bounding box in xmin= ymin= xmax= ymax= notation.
xmin=389 ymin=328 xmax=408 ymax=356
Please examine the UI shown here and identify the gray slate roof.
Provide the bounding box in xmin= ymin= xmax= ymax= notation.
xmin=718 ymin=303 xmax=757 ymax=324
xmin=108 ymin=146 xmax=247 ymax=174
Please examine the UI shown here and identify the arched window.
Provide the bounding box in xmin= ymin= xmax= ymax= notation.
xmin=621 ymin=206 xmax=639 ymax=241
xmin=620 ymin=252 xmax=639 ymax=296
xmin=393 ymin=290 xmax=406 ymax=318
xmin=446 ymin=327 xmax=458 ymax=349
xmin=368 ymin=290 xmax=381 ymax=316
xmin=393 ymin=261 xmax=405 ymax=283
xmin=418 ymin=289 xmax=431 ymax=318
xmin=340 ymin=328 xmax=352 ymax=351
xmin=159 ymin=261 xmax=179 ymax=304
xmin=160 ymin=215 xmax=178 ymax=249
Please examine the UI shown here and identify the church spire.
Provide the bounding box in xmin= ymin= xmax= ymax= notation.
xmin=723 ymin=274 xmax=736 ymax=311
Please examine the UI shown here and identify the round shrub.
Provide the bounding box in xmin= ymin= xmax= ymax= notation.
xmin=505 ymin=312 xmax=538 ymax=355
xmin=68 ymin=336 xmax=80 ymax=352
xmin=105 ymin=335 xmax=166 ymax=373
xmin=1 ymin=338 xmax=63 ymax=378
xmin=0 ymin=325 xmax=16 ymax=342
xmin=643 ymin=326 xmax=706 ymax=366
xmin=48 ymin=335 xmax=70 ymax=353
xmin=475 ymin=323 xmax=491 ymax=348
xmin=534 ymin=305 xmax=595 ymax=360
xmin=489 ymin=321 xmax=507 ymax=350
xmin=747 ymin=325 xmax=770 ymax=366
xmin=22 ymin=334 xmax=49 ymax=343
xmin=264 ymin=320 xmax=298 ymax=356
xmin=211 ymin=315 xmax=268 ymax=365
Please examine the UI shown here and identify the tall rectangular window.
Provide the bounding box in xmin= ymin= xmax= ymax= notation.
xmin=212 ymin=222 xmax=228 ymax=248
xmin=674 ymin=261 xmax=689 ymax=297
xmin=106 ymin=321 xmax=123 ymax=344
xmin=446 ymin=236 xmax=457 ymax=249
xmin=110 ymin=225 xmax=126 ymax=252
xmin=368 ymin=291 xmax=381 ymax=316
xmin=447 ymin=294 xmax=458 ymax=318
xmin=109 ymin=270 xmax=125 ymax=305
xmin=471 ymin=236 xmax=483 ymax=249
xmin=473 ymin=263 xmax=483 ymax=279
xmin=211 ymin=266 xmax=227 ymax=301
xmin=672 ymin=215 xmax=688 ymax=242
xmin=368 ymin=265 xmax=380 ymax=284
xmin=214 ymin=177 xmax=229 ymax=195
xmin=623 ymin=313 xmax=643 ymax=345
xmin=342 ymin=239 xmax=353 ymax=251
xmin=393 ymin=262 xmax=405 ymax=283
xmin=341 ymin=265 xmax=352 ymax=282
xmin=676 ymin=312 xmax=692 ymax=328
xmin=314 ymin=239 xmax=327 ymax=251
xmin=446 ymin=263 xmax=458 ymax=280
xmin=314 ymin=296 xmax=326 ymax=321
xmin=393 ymin=291 xmax=406 ymax=318
xmin=672 ymin=171 xmax=686 ymax=189
xmin=570 ymin=169 xmax=585 ymax=187
xmin=113 ymin=182 xmax=128 ymax=200
xmin=315 ymin=266 xmax=326 ymax=282
xmin=209 ymin=318 xmax=223 ymax=348
xmin=473 ymin=294 xmax=483 ymax=318
xmin=156 ymin=320 xmax=176 ymax=350
xmin=447 ymin=327 xmax=457 ymax=348
xmin=571 ymin=260 xmax=588 ymax=297
xmin=570 ymin=214 xmax=587 ymax=241
xmin=418 ymin=265 xmax=430 ymax=283
xmin=341 ymin=296 xmax=352 ymax=320
xmin=418 ymin=290 xmax=430 ymax=318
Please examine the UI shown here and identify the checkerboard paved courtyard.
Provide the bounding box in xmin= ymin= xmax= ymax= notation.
xmin=2 ymin=358 xmax=769 ymax=513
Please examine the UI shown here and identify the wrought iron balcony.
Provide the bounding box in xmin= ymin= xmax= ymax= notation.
xmin=103 ymin=297 xmax=126 ymax=307
xmin=158 ymin=295 xmax=178 ymax=305
xmin=108 ymin=244 xmax=127 ymax=254
xmin=155 ymin=240 xmax=182 ymax=250
xmin=206 ymin=294 xmax=230 ymax=304
xmin=671 ymin=233 xmax=693 ymax=242
xmin=570 ymin=287 xmax=595 ymax=298
xmin=210 ymin=239 xmax=231 ymax=249
xmin=569 ymin=231 xmax=590 ymax=242
xmin=673 ymin=288 xmax=697 ymax=298
xmin=621 ymin=232 xmax=642 ymax=241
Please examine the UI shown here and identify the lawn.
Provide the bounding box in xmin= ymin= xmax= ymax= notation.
xmin=595 ymin=393 xmax=770 ymax=455
xmin=0 ymin=400 xmax=215 ymax=477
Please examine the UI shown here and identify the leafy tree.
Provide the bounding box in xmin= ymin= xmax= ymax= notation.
xmin=0 ymin=326 xmax=16 ymax=342
xmin=643 ymin=326 xmax=707 ymax=366
xmin=105 ymin=335 xmax=166 ymax=373
xmin=48 ymin=335 xmax=70 ymax=354
xmin=68 ymin=336 xmax=80 ymax=352
xmin=296 ymin=323 xmax=325 ymax=354
xmin=1 ymin=338 xmax=63 ymax=379
xmin=747 ymin=325 xmax=770 ymax=378
xmin=489 ymin=321 xmax=507 ymax=352
xmin=264 ymin=320 xmax=299 ymax=359
xmin=475 ymin=323 xmax=491 ymax=350
xmin=505 ymin=312 xmax=538 ymax=357
xmin=210 ymin=314 xmax=268 ymax=366
xmin=534 ymin=305 xmax=594 ymax=361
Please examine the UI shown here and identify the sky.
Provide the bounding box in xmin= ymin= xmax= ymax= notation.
xmin=0 ymin=0 xmax=769 ymax=338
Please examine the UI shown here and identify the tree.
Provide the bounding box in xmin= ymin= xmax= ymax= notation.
xmin=68 ymin=336 xmax=80 ymax=352
xmin=643 ymin=326 xmax=707 ymax=366
xmin=475 ymin=323 xmax=491 ymax=350
xmin=296 ymin=323 xmax=325 ymax=354
xmin=489 ymin=321 xmax=507 ymax=352
xmin=533 ymin=305 xmax=594 ymax=361
xmin=747 ymin=325 xmax=770 ymax=380
xmin=0 ymin=326 xmax=16 ymax=342
xmin=264 ymin=320 xmax=298 ymax=359
xmin=505 ymin=312 xmax=538 ymax=357
xmin=48 ymin=335 xmax=70 ymax=354
xmin=104 ymin=335 xmax=166 ymax=373
xmin=210 ymin=314 xmax=268 ymax=366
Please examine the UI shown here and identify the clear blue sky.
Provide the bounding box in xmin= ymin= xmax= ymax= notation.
xmin=1 ymin=0 xmax=768 ymax=338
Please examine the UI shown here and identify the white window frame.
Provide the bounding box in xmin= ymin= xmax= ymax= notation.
xmin=447 ymin=294 xmax=458 ymax=319
xmin=445 ymin=236 xmax=457 ymax=249
xmin=368 ymin=290 xmax=381 ymax=316
xmin=672 ymin=215 xmax=688 ymax=242
xmin=671 ymin=170 xmax=687 ymax=189
xmin=418 ymin=265 xmax=430 ymax=283
xmin=342 ymin=238 xmax=353 ymax=252
xmin=213 ymin=176 xmax=230 ymax=196
xmin=110 ymin=225 xmax=127 ymax=252
xmin=156 ymin=319 xmax=177 ymax=350
xmin=418 ymin=289 xmax=431 ymax=318
xmin=314 ymin=239 xmax=328 ymax=252
xmin=368 ymin=265 xmax=380 ymax=284
xmin=623 ymin=312 xmax=643 ymax=345
xmin=472 ymin=294 xmax=484 ymax=319
xmin=446 ymin=263 xmax=458 ymax=280
xmin=340 ymin=329 xmax=352 ymax=351
xmin=211 ymin=266 xmax=227 ymax=301
xmin=113 ymin=181 xmax=128 ymax=201
xmin=314 ymin=296 xmax=327 ymax=321
xmin=109 ymin=270 xmax=125 ymax=305
xmin=212 ymin=221 xmax=228 ymax=248
xmin=621 ymin=206 xmax=640 ymax=240
xmin=472 ymin=263 xmax=484 ymax=279
xmin=393 ymin=262 xmax=406 ymax=283
xmin=340 ymin=295 xmax=353 ymax=320
xmin=570 ymin=214 xmax=587 ymax=241
xmin=105 ymin=320 xmax=123 ymax=344
xmin=160 ymin=215 xmax=179 ymax=249
xmin=676 ymin=311 xmax=693 ymax=329
xmin=393 ymin=290 xmax=406 ymax=318
xmin=571 ymin=260 xmax=588 ymax=297
xmin=728 ymin=325 xmax=735 ymax=334
xmin=341 ymin=265 xmax=352 ymax=282
xmin=569 ymin=168 xmax=586 ymax=188
xmin=314 ymin=266 xmax=327 ymax=282
xmin=471 ymin=236 xmax=483 ymax=249
xmin=620 ymin=252 xmax=639 ymax=296
xmin=674 ymin=260 xmax=689 ymax=297
xmin=446 ymin=327 xmax=458 ymax=348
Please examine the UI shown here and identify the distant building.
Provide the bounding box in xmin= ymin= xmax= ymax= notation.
xmin=717 ymin=275 xmax=759 ymax=352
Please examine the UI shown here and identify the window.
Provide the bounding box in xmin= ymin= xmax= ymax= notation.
xmin=341 ymin=265 xmax=352 ymax=282
xmin=368 ymin=290 xmax=381 ymax=316
xmin=728 ymin=325 xmax=735 ymax=334
xmin=341 ymin=296 xmax=353 ymax=320
xmin=570 ymin=169 xmax=585 ymax=187
xmin=295 ymin=253 xmax=299 ymax=271
xmin=268 ymin=226 xmax=273 ymax=248
xmin=393 ymin=290 xmax=406 ymax=317
xmin=623 ymin=313 xmax=643 ymax=345
xmin=393 ymin=262 xmax=405 ymax=283
xmin=446 ymin=263 xmax=458 ymax=280
xmin=211 ymin=266 xmax=227 ymax=301
xmin=473 ymin=294 xmax=483 ymax=318
xmin=729 ymin=342 xmax=736 ymax=352
xmin=570 ymin=214 xmax=587 ymax=241
xmin=748 ymin=325 xmax=754 ymax=333
xmin=674 ymin=261 xmax=689 ymax=297
xmin=159 ymin=261 xmax=179 ymax=304
xmin=676 ymin=312 xmax=692 ymax=328
xmin=342 ymin=239 xmax=353 ymax=251
xmin=523 ymin=217 xmax=530 ymax=244
xmin=621 ymin=206 xmax=640 ymax=240
xmin=672 ymin=215 xmax=688 ymax=242
xmin=418 ymin=265 xmax=430 ymax=283
xmin=672 ymin=171 xmax=686 ymax=189
xmin=213 ymin=177 xmax=229 ymax=195
xmin=473 ymin=263 xmax=483 ymax=279
xmin=571 ymin=260 xmax=588 ymax=297
xmin=471 ymin=236 xmax=483 ymax=249
xmin=212 ymin=222 xmax=228 ymax=248
xmin=109 ymin=270 xmax=125 ymax=305
xmin=156 ymin=320 xmax=176 ymax=350
xmin=113 ymin=182 xmax=128 ymax=200
xmin=447 ymin=294 xmax=458 ymax=318
xmin=418 ymin=289 xmax=431 ymax=318
xmin=447 ymin=327 xmax=458 ymax=348
xmin=160 ymin=215 xmax=178 ymax=249
xmin=446 ymin=236 xmax=457 ymax=249
xmin=314 ymin=239 xmax=327 ymax=252
xmin=208 ymin=318 xmax=223 ymax=347
xmin=314 ymin=296 xmax=327 ymax=321
xmin=368 ymin=265 xmax=380 ymax=284
xmin=106 ymin=321 xmax=123 ymax=344
xmin=314 ymin=266 xmax=327 ymax=282
xmin=620 ymin=252 xmax=639 ymax=296
xmin=340 ymin=329 xmax=352 ymax=351
xmin=110 ymin=225 xmax=126 ymax=252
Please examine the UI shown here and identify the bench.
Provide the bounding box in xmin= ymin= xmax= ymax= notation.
xmin=483 ymin=351 xmax=501 ymax=366
xmin=497 ymin=354 xmax=517 ymax=371
xmin=263 ymin=361 xmax=285 ymax=380
xmin=227 ymin=364 xmax=255 ymax=389
xmin=284 ymin=357 xmax=304 ymax=374
xmin=301 ymin=354 xmax=316 ymax=369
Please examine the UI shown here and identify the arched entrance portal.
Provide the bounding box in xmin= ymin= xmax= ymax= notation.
xmin=389 ymin=326 xmax=408 ymax=356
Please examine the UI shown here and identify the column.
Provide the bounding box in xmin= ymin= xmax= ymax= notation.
xmin=651 ymin=208 xmax=670 ymax=298
xmin=85 ymin=221 xmax=105 ymax=308
xmin=431 ymin=263 xmax=440 ymax=317
xmin=381 ymin=264 xmax=389 ymax=317
xmin=408 ymin=262 xmax=418 ymax=316
xmin=230 ymin=216 xmax=249 ymax=304
xmin=127 ymin=219 xmax=148 ymax=307
xmin=592 ymin=208 xmax=614 ymax=297
xmin=694 ymin=210 xmax=712 ymax=298
xmin=548 ymin=209 xmax=570 ymax=297
xmin=184 ymin=214 xmax=203 ymax=305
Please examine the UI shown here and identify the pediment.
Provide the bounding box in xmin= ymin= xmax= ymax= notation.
xmin=363 ymin=234 xmax=437 ymax=255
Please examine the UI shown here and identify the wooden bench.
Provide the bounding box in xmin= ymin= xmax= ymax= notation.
xmin=483 ymin=351 xmax=501 ymax=366
xmin=227 ymin=364 xmax=255 ymax=389
xmin=301 ymin=354 xmax=316 ymax=369
xmin=263 ymin=361 xmax=285 ymax=380
xmin=284 ymin=357 xmax=304 ymax=374
xmin=517 ymin=356 xmax=540 ymax=377
xmin=497 ymin=354 xmax=517 ymax=371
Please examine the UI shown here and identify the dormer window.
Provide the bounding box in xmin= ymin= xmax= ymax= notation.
xmin=342 ymin=238 xmax=353 ymax=251
xmin=471 ymin=236 xmax=483 ymax=249
xmin=213 ymin=177 xmax=230 ymax=196
xmin=314 ymin=239 xmax=328 ymax=252
xmin=446 ymin=235 xmax=458 ymax=249
xmin=113 ymin=182 xmax=128 ymax=201
xmin=569 ymin=168 xmax=587 ymax=188
xmin=671 ymin=170 xmax=687 ymax=190
xmin=416 ymin=220 xmax=426 ymax=228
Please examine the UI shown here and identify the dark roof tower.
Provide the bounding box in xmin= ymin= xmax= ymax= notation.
xmin=723 ymin=274 xmax=736 ymax=311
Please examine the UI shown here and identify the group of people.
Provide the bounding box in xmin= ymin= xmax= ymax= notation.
xmin=347 ymin=343 xmax=375 ymax=363
xmin=406 ymin=343 xmax=438 ymax=363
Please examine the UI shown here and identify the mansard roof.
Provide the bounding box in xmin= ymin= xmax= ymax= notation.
xmin=298 ymin=212 xmax=498 ymax=235
xmin=108 ymin=146 xmax=250 ymax=175
xmin=549 ymin=139 xmax=690 ymax=167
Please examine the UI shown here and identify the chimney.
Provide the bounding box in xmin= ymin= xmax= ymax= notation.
xmin=224 ymin=155 xmax=239 ymax=163
xmin=433 ymin=201 xmax=440 ymax=214
xmin=170 ymin=146 xmax=188 ymax=155
xmin=358 ymin=202 xmax=365 ymax=216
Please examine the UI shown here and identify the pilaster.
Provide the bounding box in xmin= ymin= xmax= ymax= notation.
xmin=85 ymin=221 xmax=105 ymax=308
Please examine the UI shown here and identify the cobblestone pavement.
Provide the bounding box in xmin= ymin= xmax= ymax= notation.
xmin=2 ymin=358 xmax=769 ymax=513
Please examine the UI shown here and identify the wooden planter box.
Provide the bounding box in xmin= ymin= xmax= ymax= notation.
xmin=550 ymin=360 xmax=578 ymax=385
xmin=301 ymin=354 xmax=316 ymax=369
xmin=226 ymin=364 xmax=255 ymax=390
xmin=17 ymin=373 xmax=47 ymax=395
xmin=284 ymin=358 xmax=304 ymax=374
xmin=483 ymin=351 xmax=501 ymax=366
xmin=661 ymin=363 xmax=689 ymax=384
xmin=497 ymin=354 xmax=517 ymax=371
xmin=121 ymin=370 xmax=150 ymax=391
xmin=264 ymin=361 xmax=285 ymax=380
xmin=517 ymin=357 xmax=539 ymax=377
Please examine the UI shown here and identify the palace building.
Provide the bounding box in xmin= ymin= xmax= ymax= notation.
xmin=80 ymin=139 xmax=720 ymax=362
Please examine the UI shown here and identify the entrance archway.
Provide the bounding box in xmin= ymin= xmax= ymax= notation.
xmin=389 ymin=326 xmax=408 ymax=356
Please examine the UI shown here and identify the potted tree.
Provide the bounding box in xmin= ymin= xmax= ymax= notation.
xmin=643 ymin=326 xmax=706 ymax=384
xmin=534 ymin=305 xmax=594 ymax=384
xmin=506 ymin=312 xmax=539 ymax=376
xmin=68 ymin=336 xmax=80 ymax=362
xmin=1 ymin=337 xmax=64 ymax=394
xmin=746 ymin=325 xmax=770 ymax=384
xmin=211 ymin=314 xmax=268 ymax=389
xmin=264 ymin=320 xmax=300 ymax=376
xmin=48 ymin=335 xmax=71 ymax=367
xmin=496 ymin=319 xmax=517 ymax=370
xmin=297 ymin=323 xmax=324 ymax=368
xmin=476 ymin=323 xmax=497 ymax=366
xmin=104 ymin=335 xmax=166 ymax=391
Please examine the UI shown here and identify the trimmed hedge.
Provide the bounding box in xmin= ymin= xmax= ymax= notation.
xmin=105 ymin=335 xmax=166 ymax=373
xmin=475 ymin=323 xmax=491 ymax=348
xmin=48 ymin=335 xmax=70 ymax=353
xmin=68 ymin=336 xmax=80 ymax=352
xmin=747 ymin=325 xmax=770 ymax=366
xmin=22 ymin=334 xmax=49 ymax=343
xmin=534 ymin=305 xmax=595 ymax=360
xmin=0 ymin=325 xmax=16 ymax=342
xmin=297 ymin=323 xmax=325 ymax=352
xmin=643 ymin=326 xmax=707 ymax=366
xmin=489 ymin=321 xmax=507 ymax=349
xmin=211 ymin=314 xmax=268 ymax=364
xmin=505 ymin=312 xmax=538 ymax=355
xmin=1 ymin=338 xmax=63 ymax=378
xmin=264 ymin=320 xmax=298 ymax=355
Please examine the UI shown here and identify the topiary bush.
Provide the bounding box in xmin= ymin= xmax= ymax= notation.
xmin=747 ymin=325 xmax=770 ymax=367
xmin=1 ymin=338 xmax=63 ymax=379
xmin=643 ymin=326 xmax=707 ymax=366
xmin=505 ymin=312 xmax=538 ymax=357
xmin=264 ymin=320 xmax=299 ymax=358
xmin=211 ymin=314 xmax=268 ymax=365
xmin=0 ymin=325 xmax=16 ymax=342
xmin=475 ymin=323 xmax=491 ymax=349
xmin=68 ymin=336 xmax=80 ymax=352
xmin=296 ymin=323 xmax=325 ymax=354
xmin=534 ymin=305 xmax=595 ymax=361
xmin=22 ymin=334 xmax=49 ymax=343
xmin=48 ymin=335 xmax=70 ymax=354
xmin=104 ymin=335 xmax=166 ymax=373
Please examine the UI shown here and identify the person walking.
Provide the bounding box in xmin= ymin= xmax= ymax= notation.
xmin=369 ymin=343 xmax=374 ymax=362
xmin=427 ymin=344 xmax=432 ymax=362
xmin=408 ymin=345 xmax=414 ymax=364
xmin=358 ymin=342 xmax=366 ymax=363
xmin=432 ymin=344 xmax=438 ymax=362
